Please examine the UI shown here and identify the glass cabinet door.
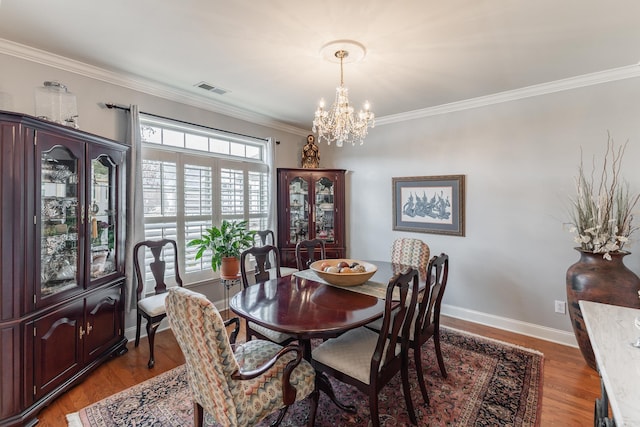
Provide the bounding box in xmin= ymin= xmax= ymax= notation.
xmin=89 ymin=155 xmax=117 ymax=280
xmin=288 ymin=176 xmax=309 ymax=244
xmin=40 ymin=146 xmax=81 ymax=298
xmin=314 ymin=176 xmax=336 ymax=243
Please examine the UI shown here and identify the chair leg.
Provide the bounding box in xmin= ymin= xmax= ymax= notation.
xmin=306 ymin=387 xmax=319 ymax=427
xmin=245 ymin=320 xmax=254 ymax=341
xmin=434 ymin=332 xmax=447 ymax=379
xmin=146 ymin=319 xmax=161 ymax=369
xmin=414 ymin=345 xmax=430 ymax=406
xmin=368 ymin=390 xmax=380 ymax=427
xmin=402 ymin=353 xmax=418 ymax=424
xmin=270 ymin=405 xmax=289 ymax=426
xmin=194 ymin=402 xmax=204 ymax=427
xmin=135 ymin=312 xmax=142 ymax=347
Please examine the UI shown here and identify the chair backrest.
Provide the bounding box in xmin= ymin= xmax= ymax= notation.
xmin=391 ymin=238 xmax=430 ymax=269
xmin=254 ymin=230 xmax=276 ymax=269
xmin=165 ymin=287 xmax=241 ymax=425
xmin=295 ymin=238 xmax=327 ymax=270
xmin=240 ymin=244 xmax=281 ymax=288
xmin=372 ymin=268 xmax=419 ymax=376
xmin=133 ymin=239 xmax=183 ymax=301
xmin=254 ymin=229 xmax=276 ymax=246
xmin=413 ymin=253 xmax=449 ymax=343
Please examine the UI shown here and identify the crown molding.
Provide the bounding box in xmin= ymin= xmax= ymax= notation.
xmin=3 ymin=38 xmax=639 ymax=132
xmin=0 ymin=38 xmax=309 ymax=137
xmin=377 ymin=63 xmax=640 ymax=126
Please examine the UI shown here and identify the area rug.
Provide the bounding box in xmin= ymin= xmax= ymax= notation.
xmin=66 ymin=327 xmax=543 ymax=426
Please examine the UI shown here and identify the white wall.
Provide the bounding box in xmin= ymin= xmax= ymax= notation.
xmin=322 ymin=76 xmax=640 ymax=344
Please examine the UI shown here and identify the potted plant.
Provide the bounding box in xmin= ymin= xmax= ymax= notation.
xmin=188 ymin=219 xmax=256 ymax=279
xmin=565 ymin=136 xmax=640 ymax=369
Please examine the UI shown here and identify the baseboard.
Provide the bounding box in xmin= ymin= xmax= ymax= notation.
xmin=441 ymin=303 xmax=578 ymax=348
xmin=125 ymin=300 xmax=578 ymax=349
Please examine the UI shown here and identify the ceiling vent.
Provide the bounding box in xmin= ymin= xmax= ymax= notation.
xmin=195 ymin=81 xmax=229 ymax=95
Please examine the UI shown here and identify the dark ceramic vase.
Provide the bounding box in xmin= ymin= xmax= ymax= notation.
xmin=566 ymin=248 xmax=640 ymax=370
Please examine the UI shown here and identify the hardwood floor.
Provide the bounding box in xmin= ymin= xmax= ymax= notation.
xmin=36 ymin=314 xmax=600 ymax=426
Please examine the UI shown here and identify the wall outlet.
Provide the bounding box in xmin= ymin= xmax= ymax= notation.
xmin=554 ymin=300 xmax=566 ymax=314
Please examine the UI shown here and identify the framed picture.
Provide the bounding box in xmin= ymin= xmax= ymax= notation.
xmin=392 ymin=175 xmax=465 ymax=236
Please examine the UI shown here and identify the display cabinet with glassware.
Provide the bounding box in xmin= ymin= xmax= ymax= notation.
xmin=0 ymin=111 xmax=128 ymax=427
xmin=277 ymin=168 xmax=346 ymax=268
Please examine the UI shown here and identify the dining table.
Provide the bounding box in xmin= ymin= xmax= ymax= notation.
xmin=229 ymin=260 xmax=427 ymax=412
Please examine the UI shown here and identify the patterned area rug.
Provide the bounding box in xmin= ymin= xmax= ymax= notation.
xmin=66 ymin=327 xmax=543 ymax=426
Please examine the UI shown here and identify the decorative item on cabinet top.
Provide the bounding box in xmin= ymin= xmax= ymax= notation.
xmin=35 ymin=81 xmax=79 ymax=128
xmin=302 ymin=134 xmax=320 ymax=168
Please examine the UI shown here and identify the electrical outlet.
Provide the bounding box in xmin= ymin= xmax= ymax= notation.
xmin=554 ymin=300 xmax=566 ymax=314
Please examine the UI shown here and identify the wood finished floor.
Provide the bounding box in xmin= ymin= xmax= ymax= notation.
xmin=36 ymin=315 xmax=600 ymax=426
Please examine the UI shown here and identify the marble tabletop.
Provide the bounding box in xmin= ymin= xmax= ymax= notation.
xmin=579 ymin=300 xmax=640 ymax=426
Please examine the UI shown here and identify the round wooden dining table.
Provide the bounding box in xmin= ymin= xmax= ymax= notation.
xmin=229 ymin=261 xmax=423 ymax=352
xmin=230 ymin=272 xmax=384 ymax=356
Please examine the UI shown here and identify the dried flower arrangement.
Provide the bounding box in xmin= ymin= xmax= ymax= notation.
xmin=568 ymin=135 xmax=640 ymax=260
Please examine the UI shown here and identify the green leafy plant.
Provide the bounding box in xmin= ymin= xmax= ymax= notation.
xmin=187 ymin=219 xmax=256 ymax=271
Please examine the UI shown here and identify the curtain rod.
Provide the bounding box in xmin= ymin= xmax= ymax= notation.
xmin=104 ymin=102 xmax=269 ymax=142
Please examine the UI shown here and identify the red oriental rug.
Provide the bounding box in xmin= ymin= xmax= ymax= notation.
xmin=67 ymin=327 xmax=543 ymax=426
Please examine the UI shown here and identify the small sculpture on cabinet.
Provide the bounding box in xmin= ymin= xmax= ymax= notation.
xmin=302 ymin=134 xmax=320 ymax=168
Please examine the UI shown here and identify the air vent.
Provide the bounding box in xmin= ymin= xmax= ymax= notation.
xmin=195 ymin=81 xmax=229 ymax=95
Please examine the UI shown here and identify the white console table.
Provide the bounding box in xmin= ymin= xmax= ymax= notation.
xmin=579 ymin=300 xmax=640 ymax=426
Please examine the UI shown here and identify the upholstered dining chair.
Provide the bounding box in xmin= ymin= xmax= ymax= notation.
xmin=240 ymin=245 xmax=297 ymax=345
xmin=391 ymin=237 xmax=430 ymax=269
xmin=311 ymin=269 xmax=420 ymax=427
xmin=253 ymin=229 xmax=297 ymax=277
xmin=165 ymin=287 xmax=318 ymax=427
xmin=133 ymin=238 xmax=183 ymax=368
xmin=295 ymin=238 xmax=327 ymax=270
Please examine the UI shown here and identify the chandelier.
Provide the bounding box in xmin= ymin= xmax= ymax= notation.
xmin=312 ymin=42 xmax=375 ymax=147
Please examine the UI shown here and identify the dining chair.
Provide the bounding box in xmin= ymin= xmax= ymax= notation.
xmin=311 ymin=268 xmax=420 ymax=427
xmin=240 ymin=245 xmax=297 ymax=345
xmin=295 ymin=238 xmax=327 ymax=270
xmin=391 ymin=237 xmax=430 ymax=269
xmin=409 ymin=253 xmax=449 ymax=404
xmin=254 ymin=229 xmax=297 ymax=276
xmin=133 ymin=238 xmax=184 ymax=368
xmin=254 ymin=230 xmax=276 ymax=268
xmin=165 ymin=287 xmax=318 ymax=427
xmin=366 ymin=253 xmax=449 ymax=405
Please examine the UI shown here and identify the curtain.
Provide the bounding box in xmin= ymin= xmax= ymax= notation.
xmin=124 ymin=105 xmax=144 ymax=311
xmin=266 ymin=137 xmax=277 ymax=241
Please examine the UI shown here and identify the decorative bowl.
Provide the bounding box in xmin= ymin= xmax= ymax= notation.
xmin=309 ymin=259 xmax=377 ymax=287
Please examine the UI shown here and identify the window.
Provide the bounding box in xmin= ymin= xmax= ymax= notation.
xmin=140 ymin=114 xmax=270 ymax=284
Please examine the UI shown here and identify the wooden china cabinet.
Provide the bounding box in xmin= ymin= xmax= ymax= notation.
xmin=277 ymin=168 xmax=346 ymax=268
xmin=0 ymin=111 xmax=128 ymax=427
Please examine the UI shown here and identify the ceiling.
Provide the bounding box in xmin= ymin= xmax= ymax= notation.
xmin=1 ymin=1 xmax=640 ymax=132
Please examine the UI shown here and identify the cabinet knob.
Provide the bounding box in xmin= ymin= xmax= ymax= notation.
xmin=79 ymin=326 xmax=85 ymax=340
xmin=86 ymin=322 xmax=93 ymax=335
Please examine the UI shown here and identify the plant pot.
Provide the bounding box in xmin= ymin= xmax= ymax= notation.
xmin=221 ymin=256 xmax=240 ymax=279
xmin=565 ymin=248 xmax=640 ymax=370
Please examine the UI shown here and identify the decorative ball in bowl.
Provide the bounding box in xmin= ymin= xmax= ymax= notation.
xmin=309 ymin=259 xmax=377 ymax=287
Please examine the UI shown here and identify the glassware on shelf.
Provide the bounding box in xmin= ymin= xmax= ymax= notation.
xmin=40 ymin=147 xmax=80 ymax=298
xmin=89 ymin=155 xmax=117 ymax=279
